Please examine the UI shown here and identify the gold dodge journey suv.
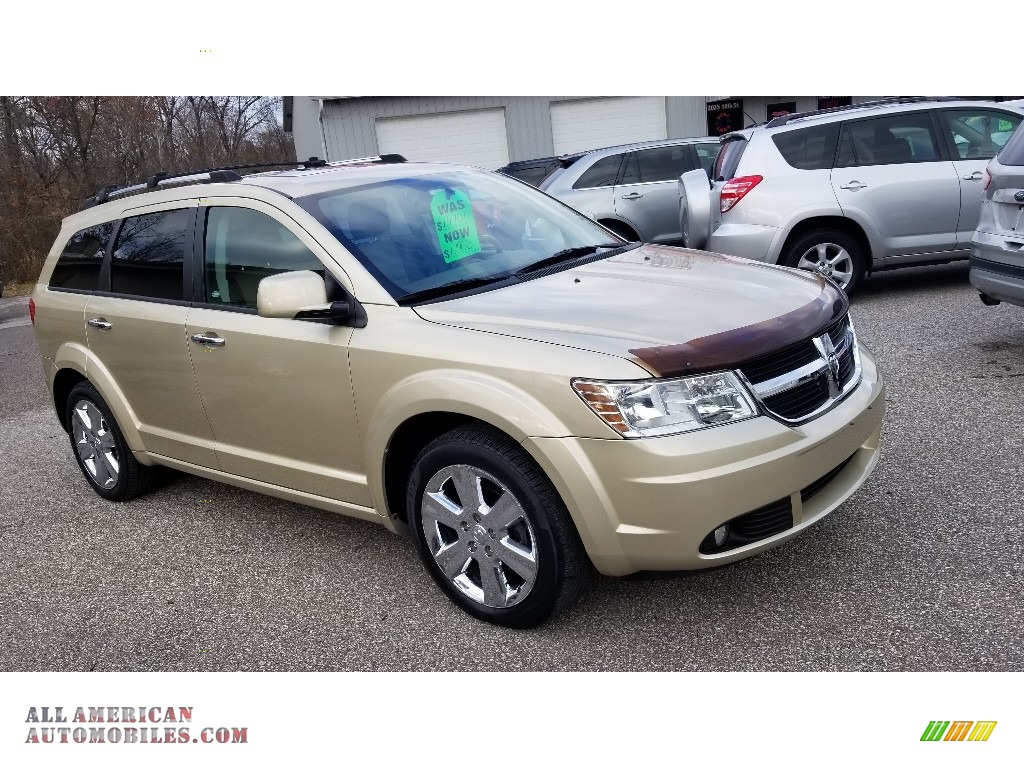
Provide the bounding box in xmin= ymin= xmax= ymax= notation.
xmin=31 ymin=155 xmax=885 ymax=627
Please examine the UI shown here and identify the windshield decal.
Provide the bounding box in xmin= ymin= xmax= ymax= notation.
xmin=430 ymin=188 xmax=482 ymax=263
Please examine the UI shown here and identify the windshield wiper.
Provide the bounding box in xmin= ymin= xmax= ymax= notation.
xmin=397 ymin=275 xmax=514 ymax=305
xmin=515 ymin=243 xmax=632 ymax=275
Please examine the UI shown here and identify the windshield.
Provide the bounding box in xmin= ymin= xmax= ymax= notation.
xmin=295 ymin=167 xmax=626 ymax=302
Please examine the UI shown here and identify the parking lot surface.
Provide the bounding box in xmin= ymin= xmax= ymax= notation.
xmin=2 ymin=262 xmax=1022 ymax=671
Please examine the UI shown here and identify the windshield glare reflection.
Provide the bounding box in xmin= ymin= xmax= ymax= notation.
xmin=297 ymin=168 xmax=627 ymax=301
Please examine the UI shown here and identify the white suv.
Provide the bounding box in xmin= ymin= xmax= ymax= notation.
xmin=679 ymin=97 xmax=1024 ymax=293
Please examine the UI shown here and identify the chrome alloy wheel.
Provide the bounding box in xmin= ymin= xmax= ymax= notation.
xmin=420 ymin=464 xmax=539 ymax=608
xmin=796 ymin=242 xmax=855 ymax=289
xmin=71 ymin=399 xmax=120 ymax=490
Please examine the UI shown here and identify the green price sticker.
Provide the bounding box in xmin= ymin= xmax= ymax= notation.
xmin=430 ymin=188 xmax=482 ymax=263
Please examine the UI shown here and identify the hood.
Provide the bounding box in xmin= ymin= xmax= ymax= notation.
xmin=414 ymin=245 xmax=847 ymax=377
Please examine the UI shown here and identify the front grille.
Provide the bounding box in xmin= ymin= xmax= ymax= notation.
xmin=739 ymin=314 xmax=860 ymax=424
xmin=742 ymin=341 xmax=820 ymax=384
xmin=763 ymin=374 xmax=831 ymax=420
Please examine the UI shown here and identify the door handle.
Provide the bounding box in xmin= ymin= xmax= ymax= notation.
xmin=963 ymin=171 xmax=984 ymax=181
xmin=620 ymin=192 xmax=643 ymax=200
xmin=839 ymin=181 xmax=867 ymax=191
xmin=87 ymin=318 xmax=112 ymax=331
xmin=191 ymin=332 xmax=225 ymax=347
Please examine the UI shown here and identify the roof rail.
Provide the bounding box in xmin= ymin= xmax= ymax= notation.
xmin=78 ymin=157 xmax=331 ymax=210
xmin=764 ymin=96 xmax=979 ymax=128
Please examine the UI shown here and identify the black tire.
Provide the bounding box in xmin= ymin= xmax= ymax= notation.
xmin=600 ymin=220 xmax=640 ymax=243
xmin=65 ymin=381 xmax=160 ymax=501
xmin=406 ymin=425 xmax=590 ymax=628
xmin=781 ymin=229 xmax=866 ymax=296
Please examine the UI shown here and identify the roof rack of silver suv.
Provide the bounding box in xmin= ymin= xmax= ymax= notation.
xmin=764 ymin=96 xmax=979 ymax=128
xmin=77 ymin=154 xmax=408 ymax=211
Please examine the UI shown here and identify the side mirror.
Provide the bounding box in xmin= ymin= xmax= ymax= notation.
xmin=257 ymin=271 xmax=349 ymax=322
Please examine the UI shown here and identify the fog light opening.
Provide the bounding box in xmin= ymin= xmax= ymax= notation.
xmin=713 ymin=524 xmax=729 ymax=547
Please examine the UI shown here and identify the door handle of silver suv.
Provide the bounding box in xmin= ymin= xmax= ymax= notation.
xmin=839 ymin=181 xmax=867 ymax=191
xmin=963 ymin=171 xmax=984 ymax=181
xmin=620 ymin=192 xmax=643 ymax=200
xmin=87 ymin=318 xmax=112 ymax=331
xmin=190 ymin=332 xmax=225 ymax=347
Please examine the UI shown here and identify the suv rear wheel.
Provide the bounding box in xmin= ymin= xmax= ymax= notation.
xmin=782 ymin=229 xmax=866 ymax=295
xmin=406 ymin=425 xmax=589 ymax=628
xmin=66 ymin=381 xmax=160 ymax=501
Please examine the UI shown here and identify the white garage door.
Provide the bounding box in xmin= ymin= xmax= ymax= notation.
xmin=551 ymin=97 xmax=667 ymax=154
xmin=375 ymin=109 xmax=510 ymax=169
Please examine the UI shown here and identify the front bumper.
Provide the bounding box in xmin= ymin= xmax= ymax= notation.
xmin=527 ymin=348 xmax=885 ymax=576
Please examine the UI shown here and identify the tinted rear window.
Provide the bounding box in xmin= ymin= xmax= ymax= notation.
xmin=999 ymin=124 xmax=1024 ymax=166
xmin=573 ymin=154 xmax=623 ymax=189
xmin=713 ymin=138 xmax=746 ymax=181
xmin=49 ymin=222 xmax=114 ymax=291
xmin=771 ymin=124 xmax=839 ymax=170
xmin=111 ymin=208 xmax=192 ymax=300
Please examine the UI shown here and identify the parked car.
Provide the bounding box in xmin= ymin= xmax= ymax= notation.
xmin=539 ymin=137 xmax=720 ymax=243
xmin=970 ymin=123 xmax=1024 ymax=306
xmin=679 ymin=97 xmax=1024 ymax=294
xmin=495 ymin=155 xmax=579 ymax=187
xmin=31 ymin=156 xmax=884 ymax=627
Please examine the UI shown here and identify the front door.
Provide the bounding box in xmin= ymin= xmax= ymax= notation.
xmin=186 ymin=200 xmax=370 ymax=506
xmin=940 ymin=107 xmax=1023 ymax=248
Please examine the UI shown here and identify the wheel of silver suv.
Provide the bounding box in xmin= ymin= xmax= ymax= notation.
xmin=782 ymin=229 xmax=866 ymax=295
xmin=406 ymin=425 xmax=589 ymax=628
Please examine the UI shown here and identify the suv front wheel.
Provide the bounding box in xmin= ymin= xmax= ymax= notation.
xmin=406 ymin=425 xmax=589 ymax=628
xmin=782 ymin=229 xmax=866 ymax=295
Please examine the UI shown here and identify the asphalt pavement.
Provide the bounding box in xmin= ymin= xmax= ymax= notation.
xmin=1 ymin=263 xmax=1022 ymax=671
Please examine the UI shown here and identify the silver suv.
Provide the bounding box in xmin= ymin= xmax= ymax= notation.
xmin=679 ymin=98 xmax=1024 ymax=293
xmin=539 ymin=137 xmax=719 ymax=243
xmin=970 ymin=123 xmax=1024 ymax=306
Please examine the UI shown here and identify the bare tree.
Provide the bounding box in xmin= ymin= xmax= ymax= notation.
xmin=0 ymin=96 xmax=294 ymax=287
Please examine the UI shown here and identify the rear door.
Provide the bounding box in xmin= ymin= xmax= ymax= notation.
xmin=832 ymin=110 xmax=960 ymax=258
xmin=613 ymin=145 xmax=696 ymax=242
xmin=938 ymin=107 xmax=1023 ymax=248
xmin=83 ymin=201 xmax=219 ymax=468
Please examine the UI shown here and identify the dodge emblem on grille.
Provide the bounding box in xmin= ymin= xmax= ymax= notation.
xmin=813 ymin=333 xmax=842 ymax=398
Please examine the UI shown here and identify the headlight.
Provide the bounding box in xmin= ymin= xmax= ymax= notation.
xmin=572 ymin=372 xmax=758 ymax=438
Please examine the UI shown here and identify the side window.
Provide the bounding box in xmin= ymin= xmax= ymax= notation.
xmin=694 ymin=142 xmax=720 ymax=176
xmin=631 ymin=145 xmax=693 ymax=183
xmin=49 ymin=222 xmax=114 ymax=291
xmin=837 ymin=112 xmax=940 ymax=167
xmin=572 ymin=154 xmax=623 ymax=189
xmin=771 ymin=124 xmax=840 ymax=170
xmin=204 ymin=207 xmax=324 ymax=309
xmin=942 ymin=109 xmax=1023 ymax=160
xmin=110 ymin=209 xmax=192 ymax=300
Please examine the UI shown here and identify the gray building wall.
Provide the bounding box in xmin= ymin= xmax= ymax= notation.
xmin=293 ymin=96 xmax=713 ymax=162
xmin=292 ymin=96 xmax=885 ymax=162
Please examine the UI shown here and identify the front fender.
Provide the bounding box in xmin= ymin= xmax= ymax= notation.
xmin=362 ymin=368 xmax=586 ymax=510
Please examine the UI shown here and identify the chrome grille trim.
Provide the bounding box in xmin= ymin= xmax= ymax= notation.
xmin=738 ymin=315 xmax=862 ymax=425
